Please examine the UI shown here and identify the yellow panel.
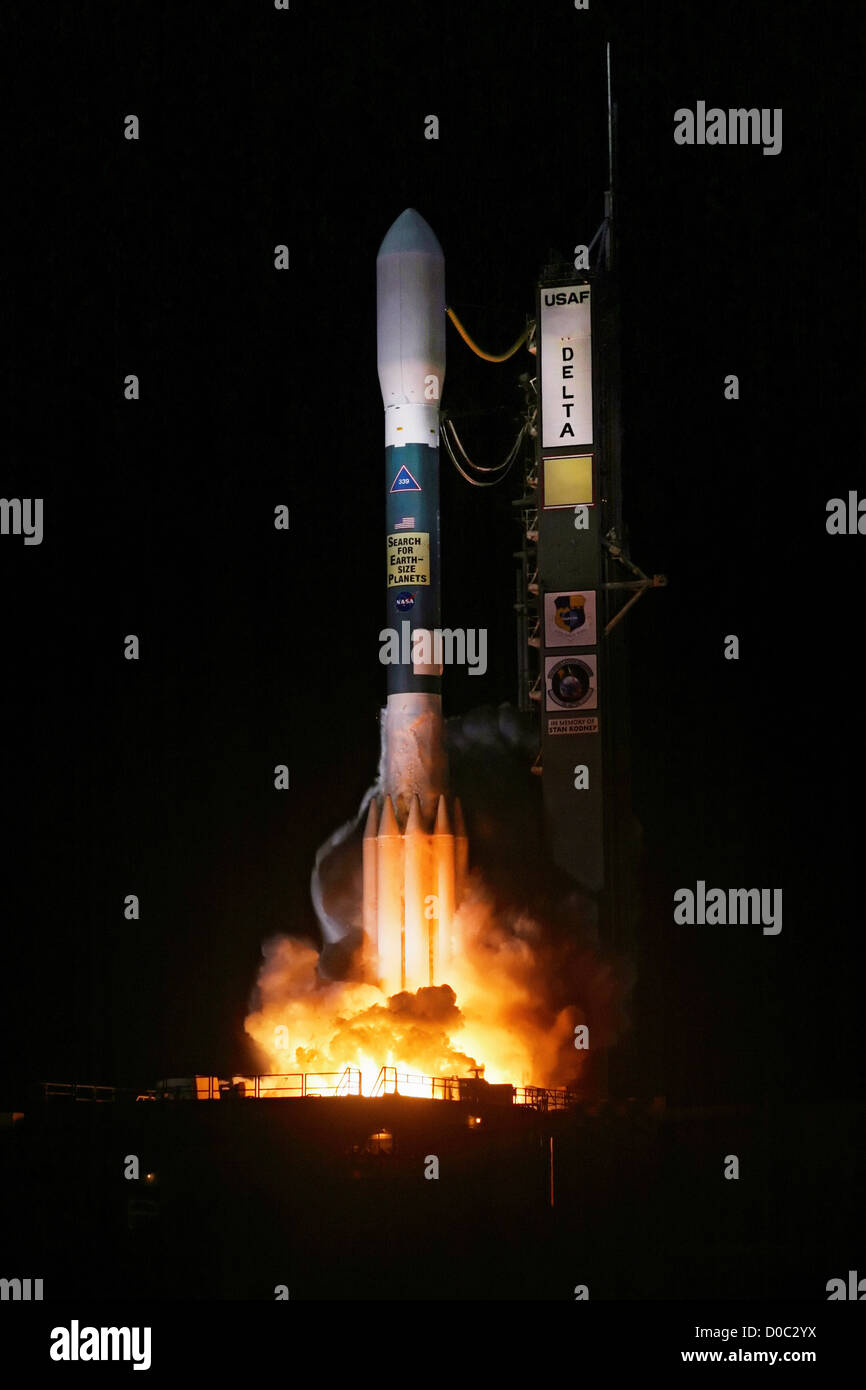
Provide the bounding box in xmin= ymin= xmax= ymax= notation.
xmin=544 ymin=454 xmax=593 ymax=507
xmin=386 ymin=531 xmax=430 ymax=586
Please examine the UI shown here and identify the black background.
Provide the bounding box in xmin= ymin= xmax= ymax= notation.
xmin=2 ymin=0 xmax=863 ymax=1116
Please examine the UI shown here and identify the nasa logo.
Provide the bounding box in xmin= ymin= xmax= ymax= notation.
xmin=395 ymin=591 xmax=415 ymax=612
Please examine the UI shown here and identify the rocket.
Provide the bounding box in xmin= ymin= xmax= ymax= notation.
xmin=362 ymin=208 xmax=468 ymax=995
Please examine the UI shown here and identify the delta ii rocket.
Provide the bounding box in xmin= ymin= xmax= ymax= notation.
xmin=362 ymin=209 xmax=468 ymax=996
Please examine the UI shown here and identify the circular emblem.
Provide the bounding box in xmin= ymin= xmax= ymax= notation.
xmin=548 ymin=658 xmax=594 ymax=709
xmin=395 ymin=591 xmax=415 ymax=612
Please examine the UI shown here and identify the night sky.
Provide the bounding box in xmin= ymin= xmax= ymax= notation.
xmin=3 ymin=0 xmax=862 ymax=1109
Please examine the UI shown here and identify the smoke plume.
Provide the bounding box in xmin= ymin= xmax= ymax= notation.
xmin=245 ymin=703 xmax=635 ymax=1091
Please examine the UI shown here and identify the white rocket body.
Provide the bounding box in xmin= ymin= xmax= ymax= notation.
xmin=363 ymin=209 xmax=466 ymax=993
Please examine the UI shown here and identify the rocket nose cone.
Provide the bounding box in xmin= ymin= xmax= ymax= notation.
xmin=377 ymin=208 xmax=443 ymax=259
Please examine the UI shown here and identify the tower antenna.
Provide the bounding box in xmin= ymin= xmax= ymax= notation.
xmin=605 ymin=40 xmax=615 ymax=272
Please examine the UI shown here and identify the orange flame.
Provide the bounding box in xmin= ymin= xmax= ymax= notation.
xmin=245 ymin=882 xmax=623 ymax=1095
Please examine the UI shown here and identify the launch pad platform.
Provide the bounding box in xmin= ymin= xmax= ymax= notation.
xmin=42 ymin=1069 xmax=581 ymax=1111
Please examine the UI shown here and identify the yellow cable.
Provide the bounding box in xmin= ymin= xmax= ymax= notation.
xmin=446 ymin=306 xmax=529 ymax=362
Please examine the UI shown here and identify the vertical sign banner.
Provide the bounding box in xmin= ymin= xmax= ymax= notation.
xmin=540 ymin=285 xmax=593 ymax=448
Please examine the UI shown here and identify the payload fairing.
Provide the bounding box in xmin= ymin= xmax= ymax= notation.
xmin=362 ymin=209 xmax=467 ymax=995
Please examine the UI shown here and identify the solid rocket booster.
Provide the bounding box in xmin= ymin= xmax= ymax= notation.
xmin=375 ymin=795 xmax=403 ymax=992
xmin=366 ymin=209 xmax=467 ymax=994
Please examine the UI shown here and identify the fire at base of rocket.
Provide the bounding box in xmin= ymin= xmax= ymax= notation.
xmin=363 ymin=791 xmax=468 ymax=995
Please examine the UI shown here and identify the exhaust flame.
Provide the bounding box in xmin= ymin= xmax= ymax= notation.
xmin=244 ymin=706 xmax=635 ymax=1095
xmin=245 ymin=878 xmax=629 ymax=1095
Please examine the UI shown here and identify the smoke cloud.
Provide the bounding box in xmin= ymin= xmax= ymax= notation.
xmin=245 ymin=703 xmax=636 ymax=1091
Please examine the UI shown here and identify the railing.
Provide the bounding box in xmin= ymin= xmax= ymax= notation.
xmin=369 ymin=1067 xmax=576 ymax=1110
xmin=335 ymin=1067 xmax=363 ymax=1096
xmin=40 ymin=1081 xmax=117 ymax=1103
xmin=212 ymin=1069 xmax=574 ymax=1106
xmin=370 ymin=1067 xmax=463 ymax=1100
xmin=42 ymin=1071 xmax=579 ymax=1109
xmin=513 ymin=1085 xmax=576 ymax=1112
xmin=233 ymin=1069 xmax=362 ymax=1099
